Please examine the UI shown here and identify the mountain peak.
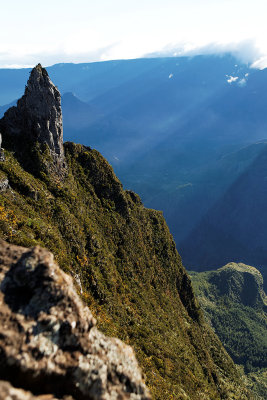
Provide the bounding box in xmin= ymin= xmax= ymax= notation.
xmin=0 ymin=64 xmax=65 ymax=174
xmin=27 ymin=63 xmax=50 ymax=86
xmin=34 ymin=62 xmax=43 ymax=71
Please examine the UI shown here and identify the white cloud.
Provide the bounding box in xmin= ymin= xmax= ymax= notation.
xmin=225 ymin=74 xmax=248 ymax=86
xmin=226 ymin=75 xmax=239 ymax=83
xmin=251 ymin=56 xmax=267 ymax=70
xmin=1 ymin=40 xmax=265 ymax=71
xmin=0 ymin=44 xmax=118 ymax=69
xmin=2 ymin=1 xmax=267 ymax=68
xmin=146 ymin=39 xmax=262 ymax=66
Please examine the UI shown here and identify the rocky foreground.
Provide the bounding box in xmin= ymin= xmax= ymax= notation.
xmin=0 ymin=239 xmax=150 ymax=400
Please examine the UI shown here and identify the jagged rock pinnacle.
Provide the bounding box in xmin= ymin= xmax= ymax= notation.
xmin=0 ymin=64 xmax=65 ymax=167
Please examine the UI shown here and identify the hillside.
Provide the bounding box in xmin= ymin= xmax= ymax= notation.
xmin=190 ymin=263 xmax=267 ymax=398
xmin=0 ymin=65 xmax=250 ymax=399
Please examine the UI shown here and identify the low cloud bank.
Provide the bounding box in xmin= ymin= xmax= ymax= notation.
xmin=146 ymin=39 xmax=267 ymax=69
xmin=0 ymin=44 xmax=118 ymax=69
xmin=1 ymin=39 xmax=267 ymax=70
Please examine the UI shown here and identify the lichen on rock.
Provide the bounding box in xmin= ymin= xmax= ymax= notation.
xmin=0 ymin=239 xmax=150 ymax=400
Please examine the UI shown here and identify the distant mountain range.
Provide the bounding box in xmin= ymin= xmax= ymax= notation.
xmin=1 ymin=55 xmax=267 ymax=277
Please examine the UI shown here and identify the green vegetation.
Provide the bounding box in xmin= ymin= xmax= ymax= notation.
xmin=190 ymin=263 xmax=267 ymax=399
xmin=0 ymin=144 xmax=249 ymax=399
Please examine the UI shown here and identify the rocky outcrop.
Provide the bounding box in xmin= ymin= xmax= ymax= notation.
xmin=0 ymin=64 xmax=65 ymax=174
xmin=0 ymin=177 xmax=9 ymax=192
xmin=0 ymin=240 xmax=150 ymax=400
xmin=0 ymin=133 xmax=4 ymax=161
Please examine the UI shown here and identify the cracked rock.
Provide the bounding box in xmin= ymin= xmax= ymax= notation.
xmin=0 ymin=240 xmax=150 ymax=400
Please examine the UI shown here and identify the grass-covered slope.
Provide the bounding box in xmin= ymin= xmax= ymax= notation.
xmin=190 ymin=263 xmax=267 ymax=398
xmin=0 ymin=142 xmax=249 ymax=399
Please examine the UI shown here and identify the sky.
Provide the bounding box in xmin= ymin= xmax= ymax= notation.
xmin=1 ymin=0 xmax=267 ymax=68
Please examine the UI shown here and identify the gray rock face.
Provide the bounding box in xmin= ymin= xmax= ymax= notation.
xmin=0 ymin=64 xmax=64 ymax=164
xmin=0 ymin=133 xmax=4 ymax=161
xmin=0 ymin=149 xmax=4 ymax=162
xmin=0 ymin=240 xmax=150 ymax=400
xmin=0 ymin=178 xmax=9 ymax=192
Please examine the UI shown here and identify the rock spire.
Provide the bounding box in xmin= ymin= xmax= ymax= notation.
xmin=0 ymin=64 xmax=65 ymax=171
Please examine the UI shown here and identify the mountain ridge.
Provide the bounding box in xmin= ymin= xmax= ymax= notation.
xmin=0 ymin=64 xmax=250 ymax=399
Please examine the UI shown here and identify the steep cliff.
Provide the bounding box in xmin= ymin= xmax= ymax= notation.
xmin=0 ymin=65 xmax=249 ymax=399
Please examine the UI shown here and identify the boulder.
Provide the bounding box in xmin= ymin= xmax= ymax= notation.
xmin=0 ymin=240 xmax=150 ymax=400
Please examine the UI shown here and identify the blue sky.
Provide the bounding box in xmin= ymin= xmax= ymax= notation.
xmin=1 ymin=0 xmax=267 ymax=68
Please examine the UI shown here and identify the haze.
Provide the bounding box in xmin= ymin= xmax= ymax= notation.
xmin=1 ymin=0 xmax=267 ymax=67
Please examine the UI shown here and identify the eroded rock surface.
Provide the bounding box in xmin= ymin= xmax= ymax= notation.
xmin=0 ymin=178 xmax=9 ymax=192
xmin=0 ymin=133 xmax=4 ymax=161
xmin=0 ymin=64 xmax=65 ymax=171
xmin=0 ymin=240 xmax=150 ymax=400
